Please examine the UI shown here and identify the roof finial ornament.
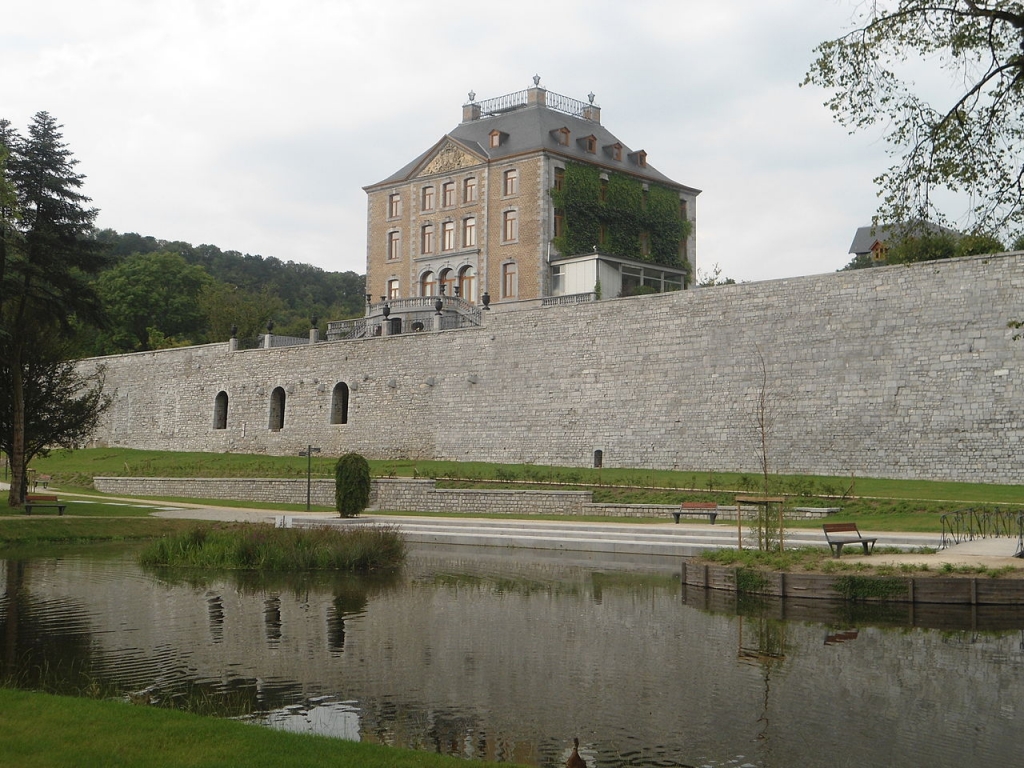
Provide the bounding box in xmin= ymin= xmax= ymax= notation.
xmin=588 ymin=91 xmax=595 ymax=104
xmin=533 ymin=74 xmax=541 ymax=87
xmin=468 ymin=90 xmax=476 ymax=102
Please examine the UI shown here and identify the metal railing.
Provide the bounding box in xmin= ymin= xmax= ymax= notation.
xmin=325 ymin=296 xmax=483 ymax=341
xmin=325 ymin=318 xmax=368 ymax=341
xmin=237 ymin=334 xmax=310 ymax=349
xmin=477 ymin=89 xmax=597 ymax=121
xmin=939 ymin=508 xmax=1024 ymax=556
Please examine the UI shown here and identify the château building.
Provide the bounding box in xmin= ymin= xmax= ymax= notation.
xmin=363 ymin=78 xmax=699 ymax=320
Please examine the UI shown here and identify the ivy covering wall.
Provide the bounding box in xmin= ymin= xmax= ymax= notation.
xmin=550 ymin=162 xmax=692 ymax=281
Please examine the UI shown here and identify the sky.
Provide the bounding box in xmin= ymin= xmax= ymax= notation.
xmin=4 ymin=0 xmax=896 ymax=283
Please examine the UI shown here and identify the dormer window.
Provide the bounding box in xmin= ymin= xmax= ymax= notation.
xmin=578 ymin=135 xmax=598 ymax=154
xmin=489 ymin=130 xmax=506 ymax=148
xmin=629 ymin=149 xmax=648 ymax=168
xmin=551 ymin=127 xmax=570 ymax=146
xmin=604 ymin=142 xmax=623 ymax=161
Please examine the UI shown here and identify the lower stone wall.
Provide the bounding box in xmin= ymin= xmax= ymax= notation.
xmin=94 ymin=476 xmax=336 ymax=506
xmin=93 ymin=476 xmax=595 ymax=516
xmin=371 ymin=478 xmax=591 ymax=515
xmin=93 ymin=476 xmax=842 ymax=520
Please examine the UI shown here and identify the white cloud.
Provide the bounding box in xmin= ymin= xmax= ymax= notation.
xmin=5 ymin=0 xmax=897 ymax=281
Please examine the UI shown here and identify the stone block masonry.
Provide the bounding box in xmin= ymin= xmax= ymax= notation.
xmin=83 ymin=252 xmax=1024 ymax=484
xmin=93 ymin=477 xmax=594 ymax=516
xmin=91 ymin=477 xmax=848 ymax=519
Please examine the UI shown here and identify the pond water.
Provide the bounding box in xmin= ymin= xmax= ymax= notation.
xmin=2 ymin=543 xmax=1023 ymax=767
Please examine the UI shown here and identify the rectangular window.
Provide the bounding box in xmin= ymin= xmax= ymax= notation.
xmin=421 ymin=223 xmax=434 ymax=254
xmin=387 ymin=279 xmax=400 ymax=299
xmin=442 ymin=182 xmax=455 ymax=208
xmin=421 ymin=186 xmax=435 ymax=211
xmin=463 ymin=217 xmax=476 ymax=247
xmin=442 ymin=220 xmax=455 ymax=251
xmin=599 ymin=178 xmax=608 ymax=202
xmin=463 ymin=176 xmax=477 ymax=203
xmin=503 ymin=169 xmax=518 ymax=196
xmin=502 ymin=262 xmax=517 ymax=299
xmin=551 ymin=265 xmax=564 ymax=295
xmin=553 ymin=167 xmax=564 ymax=191
xmin=553 ymin=209 xmax=564 ymax=238
xmin=388 ymin=193 xmax=401 ymax=218
xmin=503 ymin=210 xmax=518 ymax=242
xmin=387 ymin=231 xmax=401 ymax=260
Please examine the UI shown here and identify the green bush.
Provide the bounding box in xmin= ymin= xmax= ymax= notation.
xmin=335 ymin=452 xmax=371 ymax=518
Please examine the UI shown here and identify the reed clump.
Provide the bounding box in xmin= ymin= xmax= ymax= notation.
xmin=139 ymin=523 xmax=405 ymax=572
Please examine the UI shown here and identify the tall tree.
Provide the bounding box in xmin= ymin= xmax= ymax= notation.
xmin=0 ymin=335 xmax=111 ymax=499
xmin=95 ymin=251 xmax=213 ymax=351
xmin=0 ymin=112 xmax=110 ymax=506
xmin=804 ymin=2 xmax=1024 ymax=243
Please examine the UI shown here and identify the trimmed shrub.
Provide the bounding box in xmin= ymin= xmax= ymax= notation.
xmin=335 ymin=452 xmax=371 ymax=518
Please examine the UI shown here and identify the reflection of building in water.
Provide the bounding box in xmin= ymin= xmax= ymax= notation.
xmin=9 ymin=554 xmax=1024 ymax=767
xmin=206 ymin=593 xmax=224 ymax=643
xmin=263 ymin=595 xmax=282 ymax=644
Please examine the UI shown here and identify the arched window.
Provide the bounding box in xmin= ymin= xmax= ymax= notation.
xmin=420 ymin=270 xmax=436 ymax=296
xmin=269 ymin=387 xmax=286 ymax=430
xmin=331 ymin=382 xmax=349 ymax=425
xmin=439 ymin=268 xmax=456 ymax=295
xmin=213 ymin=391 xmax=228 ymax=430
xmin=458 ymin=265 xmax=476 ymax=303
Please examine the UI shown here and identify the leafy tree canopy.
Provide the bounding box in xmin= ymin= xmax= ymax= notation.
xmin=79 ymin=230 xmax=367 ymax=354
xmin=805 ymin=2 xmax=1024 ymax=244
xmin=95 ymin=251 xmax=213 ymax=352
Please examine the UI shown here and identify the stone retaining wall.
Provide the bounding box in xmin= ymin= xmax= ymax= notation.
xmin=94 ymin=476 xmax=842 ymax=520
xmin=81 ymin=252 xmax=1024 ymax=484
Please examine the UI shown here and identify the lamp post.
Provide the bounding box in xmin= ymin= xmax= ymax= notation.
xmin=298 ymin=445 xmax=321 ymax=511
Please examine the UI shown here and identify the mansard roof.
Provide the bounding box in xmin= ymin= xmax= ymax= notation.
xmin=367 ymin=88 xmax=699 ymax=195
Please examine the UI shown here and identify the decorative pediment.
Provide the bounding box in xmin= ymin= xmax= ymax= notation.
xmin=418 ymin=140 xmax=480 ymax=176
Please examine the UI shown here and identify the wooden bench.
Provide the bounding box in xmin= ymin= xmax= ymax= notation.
xmin=673 ymin=502 xmax=718 ymax=525
xmin=822 ymin=522 xmax=877 ymax=557
xmin=24 ymin=494 xmax=66 ymax=516
xmin=33 ymin=474 xmax=52 ymax=490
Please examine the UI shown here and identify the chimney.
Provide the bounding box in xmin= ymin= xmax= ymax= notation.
xmin=463 ymin=90 xmax=480 ymax=122
xmin=527 ymin=74 xmax=547 ymax=107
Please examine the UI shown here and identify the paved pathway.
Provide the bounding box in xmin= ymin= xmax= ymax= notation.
xmin=5 ymin=483 xmax=1021 ymax=567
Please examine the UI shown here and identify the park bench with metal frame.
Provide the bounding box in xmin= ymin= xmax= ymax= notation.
xmin=823 ymin=522 xmax=877 ymax=557
xmin=673 ymin=502 xmax=718 ymax=525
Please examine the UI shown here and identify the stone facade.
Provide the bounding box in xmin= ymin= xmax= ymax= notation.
xmin=84 ymin=251 xmax=1024 ymax=485
xmin=364 ymin=82 xmax=699 ymax=306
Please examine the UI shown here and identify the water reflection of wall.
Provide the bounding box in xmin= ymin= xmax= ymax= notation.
xmin=6 ymin=552 xmax=1024 ymax=767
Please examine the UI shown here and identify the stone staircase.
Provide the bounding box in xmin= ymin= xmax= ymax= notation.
xmin=286 ymin=514 xmax=937 ymax=558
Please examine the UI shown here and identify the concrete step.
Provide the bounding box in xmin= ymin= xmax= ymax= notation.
xmin=285 ymin=514 xmax=938 ymax=557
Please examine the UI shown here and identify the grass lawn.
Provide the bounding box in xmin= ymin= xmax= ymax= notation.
xmin=0 ymin=689 xmax=524 ymax=768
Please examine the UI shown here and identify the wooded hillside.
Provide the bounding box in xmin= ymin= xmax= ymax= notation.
xmin=76 ymin=229 xmax=365 ymax=355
